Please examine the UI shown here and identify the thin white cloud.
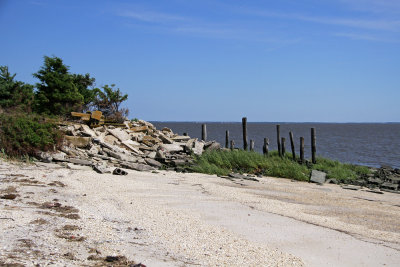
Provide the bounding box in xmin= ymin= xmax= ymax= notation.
xmin=118 ymin=10 xmax=186 ymax=23
xmin=334 ymin=32 xmax=400 ymax=42
xmin=339 ymin=0 xmax=400 ymax=14
xmin=245 ymin=9 xmax=400 ymax=32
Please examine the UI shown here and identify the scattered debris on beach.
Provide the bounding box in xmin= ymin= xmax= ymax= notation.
xmin=312 ymin=165 xmax=400 ymax=193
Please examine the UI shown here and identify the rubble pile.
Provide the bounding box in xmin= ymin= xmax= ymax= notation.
xmin=37 ymin=120 xmax=221 ymax=173
xmin=352 ymin=165 xmax=400 ymax=193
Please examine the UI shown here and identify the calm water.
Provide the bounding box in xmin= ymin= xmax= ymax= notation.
xmin=152 ymin=122 xmax=400 ymax=169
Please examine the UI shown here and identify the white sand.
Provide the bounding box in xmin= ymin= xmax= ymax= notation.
xmin=1 ymin=159 xmax=399 ymax=266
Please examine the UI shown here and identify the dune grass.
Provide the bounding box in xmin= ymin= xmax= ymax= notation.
xmin=191 ymin=149 xmax=371 ymax=182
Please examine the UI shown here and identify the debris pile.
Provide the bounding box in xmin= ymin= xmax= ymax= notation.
xmin=352 ymin=165 xmax=400 ymax=193
xmin=37 ymin=119 xmax=221 ymax=173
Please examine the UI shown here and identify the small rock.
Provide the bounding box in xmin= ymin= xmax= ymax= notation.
xmin=310 ymin=170 xmax=326 ymax=184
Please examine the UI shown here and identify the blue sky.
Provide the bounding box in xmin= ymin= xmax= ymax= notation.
xmin=1 ymin=0 xmax=399 ymax=122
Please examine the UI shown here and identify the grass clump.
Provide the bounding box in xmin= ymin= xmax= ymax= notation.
xmin=192 ymin=149 xmax=370 ymax=182
xmin=0 ymin=113 xmax=64 ymax=157
xmin=192 ymin=150 xmax=310 ymax=181
xmin=313 ymin=157 xmax=370 ymax=182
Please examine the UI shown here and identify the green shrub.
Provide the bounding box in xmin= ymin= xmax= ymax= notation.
xmin=192 ymin=150 xmax=370 ymax=182
xmin=0 ymin=113 xmax=64 ymax=157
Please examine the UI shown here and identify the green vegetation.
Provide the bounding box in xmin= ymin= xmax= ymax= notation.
xmin=0 ymin=66 xmax=34 ymax=112
xmin=0 ymin=113 xmax=63 ymax=157
xmin=93 ymin=84 xmax=129 ymax=122
xmin=1 ymin=55 xmax=129 ymax=117
xmin=192 ymin=150 xmax=370 ymax=182
xmin=0 ymin=55 xmax=130 ymax=159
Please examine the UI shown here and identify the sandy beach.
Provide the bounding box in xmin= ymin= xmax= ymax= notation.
xmin=1 ymin=159 xmax=399 ymax=266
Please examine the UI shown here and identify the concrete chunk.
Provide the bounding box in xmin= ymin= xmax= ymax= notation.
xmin=108 ymin=128 xmax=131 ymax=142
xmin=172 ymin=135 xmax=191 ymax=142
xmin=80 ymin=124 xmax=97 ymax=137
xmin=120 ymin=162 xmax=154 ymax=172
xmin=65 ymin=136 xmax=91 ymax=148
xmin=145 ymin=158 xmax=162 ymax=168
xmin=310 ymin=170 xmax=326 ymax=184
xmin=159 ymin=143 xmax=183 ymax=153
xmin=67 ymin=158 xmax=92 ymax=166
xmin=192 ymin=141 xmax=204 ymax=155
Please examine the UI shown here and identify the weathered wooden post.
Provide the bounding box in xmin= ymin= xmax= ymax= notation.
xmin=242 ymin=117 xmax=248 ymax=150
xmin=230 ymin=140 xmax=235 ymax=150
xmin=300 ymin=137 xmax=304 ymax=164
xmin=311 ymin=127 xmax=316 ymax=164
xmin=225 ymin=130 xmax=229 ymax=148
xmin=289 ymin=131 xmax=296 ymax=161
xmin=201 ymin=124 xmax=207 ymax=141
xmin=250 ymin=140 xmax=255 ymax=151
xmin=263 ymin=138 xmax=269 ymax=156
xmin=276 ymin=124 xmax=281 ymax=156
xmin=281 ymin=137 xmax=286 ymax=156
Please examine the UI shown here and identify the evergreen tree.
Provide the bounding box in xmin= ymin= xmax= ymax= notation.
xmin=33 ymin=56 xmax=83 ymax=115
xmin=71 ymin=73 xmax=97 ymax=111
xmin=0 ymin=66 xmax=34 ymax=112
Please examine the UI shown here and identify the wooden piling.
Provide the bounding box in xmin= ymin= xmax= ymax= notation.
xmin=289 ymin=131 xmax=296 ymax=161
xmin=242 ymin=117 xmax=248 ymax=150
xmin=311 ymin=127 xmax=316 ymax=164
xmin=230 ymin=140 xmax=235 ymax=150
xmin=276 ymin=125 xmax=281 ymax=157
xmin=225 ymin=130 xmax=229 ymax=148
xmin=201 ymin=124 xmax=207 ymax=141
xmin=300 ymin=137 xmax=304 ymax=164
xmin=263 ymin=138 xmax=269 ymax=156
xmin=281 ymin=137 xmax=286 ymax=156
xmin=250 ymin=140 xmax=255 ymax=151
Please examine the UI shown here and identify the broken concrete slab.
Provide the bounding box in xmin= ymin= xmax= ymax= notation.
xmin=120 ymin=162 xmax=154 ymax=172
xmin=102 ymin=148 xmax=136 ymax=162
xmin=108 ymin=128 xmax=131 ymax=142
xmin=192 ymin=141 xmax=204 ymax=155
xmin=310 ymin=170 xmax=327 ymax=184
xmin=80 ymin=124 xmax=97 ymax=137
xmin=121 ymin=140 xmax=143 ymax=155
xmin=145 ymin=158 xmax=162 ymax=168
xmin=158 ymin=132 xmax=174 ymax=144
xmin=130 ymin=126 xmax=148 ymax=133
xmin=159 ymin=143 xmax=183 ymax=153
xmin=66 ymin=163 xmax=93 ymax=171
xmin=204 ymin=141 xmax=221 ymax=151
xmin=64 ymin=136 xmax=91 ymax=148
xmin=51 ymin=152 xmax=67 ymax=162
xmin=341 ymin=185 xmax=362 ymax=190
xmin=104 ymin=135 xmax=118 ymax=145
xmin=67 ymin=158 xmax=92 ymax=166
xmin=381 ymin=182 xmax=399 ymax=191
xmin=172 ymin=135 xmax=191 ymax=142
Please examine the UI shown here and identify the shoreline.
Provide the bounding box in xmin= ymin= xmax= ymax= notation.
xmin=1 ymin=159 xmax=399 ymax=266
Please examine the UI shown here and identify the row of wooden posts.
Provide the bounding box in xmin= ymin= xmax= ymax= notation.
xmin=198 ymin=118 xmax=317 ymax=164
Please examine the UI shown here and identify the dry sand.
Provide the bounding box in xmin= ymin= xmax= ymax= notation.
xmin=0 ymin=159 xmax=399 ymax=266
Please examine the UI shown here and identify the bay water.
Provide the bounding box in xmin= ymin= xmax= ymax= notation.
xmin=152 ymin=122 xmax=400 ymax=169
